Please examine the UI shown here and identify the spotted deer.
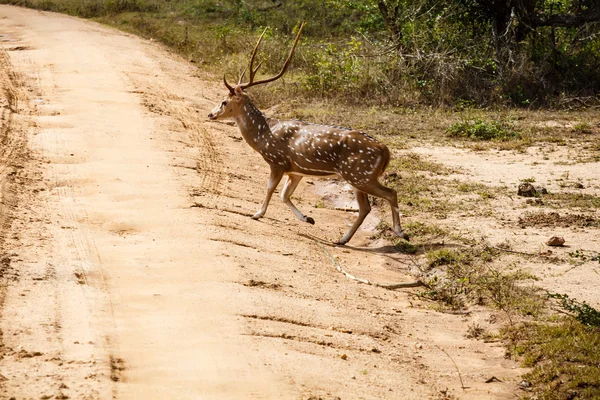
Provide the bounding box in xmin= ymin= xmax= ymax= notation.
xmin=207 ymin=23 xmax=409 ymax=244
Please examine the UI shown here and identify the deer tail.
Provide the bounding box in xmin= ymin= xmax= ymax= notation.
xmin=377 ymin=146 xmax=391 ymax=177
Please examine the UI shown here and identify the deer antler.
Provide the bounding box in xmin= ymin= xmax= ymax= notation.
xmin=223 ymin=22 xmax=305 ymax=93
xmin=243 ymin=28 xmax=267 ymax=84
xmin=223 ymin=75 xmax=235 ymax=93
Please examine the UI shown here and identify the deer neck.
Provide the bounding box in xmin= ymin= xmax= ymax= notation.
xmin=232 ymin=99 xmax=272 ymax=152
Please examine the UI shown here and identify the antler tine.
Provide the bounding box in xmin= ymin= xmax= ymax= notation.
xmin=245 ymin=27 xmax=268 ymax=85
xmin=249 ymin=60 xmax=263 ymax=83
xmin=237 ymin=67 xmax=248 ymax=85
xmin=226 ymin=28 xmax=267 ymax=92
xmin=240 ymin=21 xmax=306 ymax=91
xmin=223 ymin=75 xmax=235 ymax=93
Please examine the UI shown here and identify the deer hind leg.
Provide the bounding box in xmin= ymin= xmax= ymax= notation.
xmin=252 ymin=167 xmax=284 ymax=220
xmin=357 ymin=181 xmax=410 ymax=241
xmin=281 ymin=175 xmax=315 ymax=225
xmin=337 ymin=190 xmax=371 ymax=245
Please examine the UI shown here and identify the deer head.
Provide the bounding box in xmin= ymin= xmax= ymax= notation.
xmin=207 ymin=86 xmax=245 ymax=120
xmin=207 ymin=22 xmax=305 ymax=121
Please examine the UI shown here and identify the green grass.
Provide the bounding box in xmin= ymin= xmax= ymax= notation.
xmin=420 ymin=241 xmax=600 ymax=399
xmin=546 ymin=193 xmax=600 ymax=210
xmin=403 ymin=221 xmax=447 ymax=239
xmin=572 ymin=122 xmax=593 ymax=134
xmin=392 ymin=239 xmax=418 ymax=254
xmin=426 ymin=248 xmax=460 ymax=269
xmin=389 ymin=152 xmax=455 ymax=175
xmin=446 ymin=118 xmax=521 ymax=141
xmin=418 ymin=244 xmax=543 ymax=315
xmin=548 ymin=293 xmax=600 ymax=328
xmin=504 ymin=319 xmax=600 ymax=400
xmin=457 ymin=182 xmax=487 ymax=192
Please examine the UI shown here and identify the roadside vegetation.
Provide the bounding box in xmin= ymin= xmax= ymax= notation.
xmin=396 ymin=223 xmax=600 ymax=399
xmin=2 ymin=0 xmax=600 ymax=398
xmin=2 ymin=0 xmax=599 ymax=109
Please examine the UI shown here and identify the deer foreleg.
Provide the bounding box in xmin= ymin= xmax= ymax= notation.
xmin=252 ymin=167 xmax=284 ymax=220
xmin=337 ymin=190 xmax=371 ymax=245
xmin=281 ymin=175 xmax=314 ymax=225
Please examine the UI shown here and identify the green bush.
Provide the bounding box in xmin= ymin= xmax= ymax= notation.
xmin=548 ymin=292 xmax=600 ymax=328
xmin=2 ymin=0 xmax=599 ymax=107
xmin=505 ymin=319 xmax=600 ymax=400
xmin=446 ymin=119 xmax=521 ymax=141
xmin=572 ymin=122 xmax=593 ymax=134
xmin=427 ymin=249 xmax=459 ymax=268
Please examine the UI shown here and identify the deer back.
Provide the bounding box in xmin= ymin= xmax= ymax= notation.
xmin=267 ymin=120 xmax=391 ymax=185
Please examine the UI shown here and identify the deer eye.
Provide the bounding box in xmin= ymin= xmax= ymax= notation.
xmin=221 ymin=100 xmax=228 ymax=106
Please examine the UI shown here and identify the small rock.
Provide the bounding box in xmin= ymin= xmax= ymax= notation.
xmin=341 ymin=353 xmax=348 ymax=360
xmin=518 ymin=183 xmax=537 ymax=197
xmin=546 ymin=236 xmax=565 ymax=246
xmin=572 ymin=182 xmax=584 ymax=189
xmin=520 ymin=380 xmax=532 ymax=389
xmin=535 ymin=186 xmax=548 ymax=194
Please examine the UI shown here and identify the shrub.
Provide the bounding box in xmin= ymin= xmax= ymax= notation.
xmin=446 ymin=119 xmax=521 ymax=141
xmin=548 ymin=292 xmax=600 ymax=328
xmin=572 ymin=122 xmax=593 ymax=134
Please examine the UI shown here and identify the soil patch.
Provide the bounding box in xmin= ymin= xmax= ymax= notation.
xmin=518 ymin=211 xmax=599 ymax=228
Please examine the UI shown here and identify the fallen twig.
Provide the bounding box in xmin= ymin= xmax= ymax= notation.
xmin=437 ymin=345 xmax=468 ymax=390
xmin=315 ymin=241 xmax=423 ymax=289
xmin=492 ymin=246 xmax=538 ymax=256
xmin=334 ymin=207 xmax=359 ymax=212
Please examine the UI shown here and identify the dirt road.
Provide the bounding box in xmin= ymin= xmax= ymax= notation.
xmin=0 ymin=6 xmax=526 ymax=399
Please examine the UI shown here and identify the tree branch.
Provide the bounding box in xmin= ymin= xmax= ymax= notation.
xmin=531 ymin=11 xmax=600 ymax=28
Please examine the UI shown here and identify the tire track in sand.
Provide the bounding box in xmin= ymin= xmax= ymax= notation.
xmin=0 ymin=24 xmax=114 ymax=400
xmin=0 ymin=6 xmax=296 ymax=399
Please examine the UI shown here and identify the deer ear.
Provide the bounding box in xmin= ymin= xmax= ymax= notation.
xmin=234 ymin=86 xmax=244 ymax=97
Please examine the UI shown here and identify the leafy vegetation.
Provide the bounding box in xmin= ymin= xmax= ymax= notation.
xmin=2 ymin=0 xmax=599 ymax=108
xmin=422 ymin=245 xmax=600 ymax=398
xmin=392 ymin=238 xmax=418 ymax=254
xmin=572 ymin=122 xmax=593 ymax=134
xmin=548 ymin=292 xmax=600 ymax=328
xmin=504 ymin=319 xmax=600 ymax=400
xmin=446 ymin=119 xmax=521 ymax=141
xmin=418 ymin=244 xmax=543 ymax=316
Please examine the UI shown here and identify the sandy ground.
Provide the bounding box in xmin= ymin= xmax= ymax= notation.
xmin=408 ymin=144 xmax=600 ymax=306
xmin=5 ymin=5 xmax=598 ymax=400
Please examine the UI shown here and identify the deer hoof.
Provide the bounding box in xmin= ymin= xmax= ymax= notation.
xmin=397 ymin=231 xmax=410 ymax=241
xmin=305 ymin=216 xmax=315 ymax=225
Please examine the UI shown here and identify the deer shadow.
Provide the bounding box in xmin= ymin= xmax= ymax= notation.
xmin=299 ymin=232 xmax=463 ymax=256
